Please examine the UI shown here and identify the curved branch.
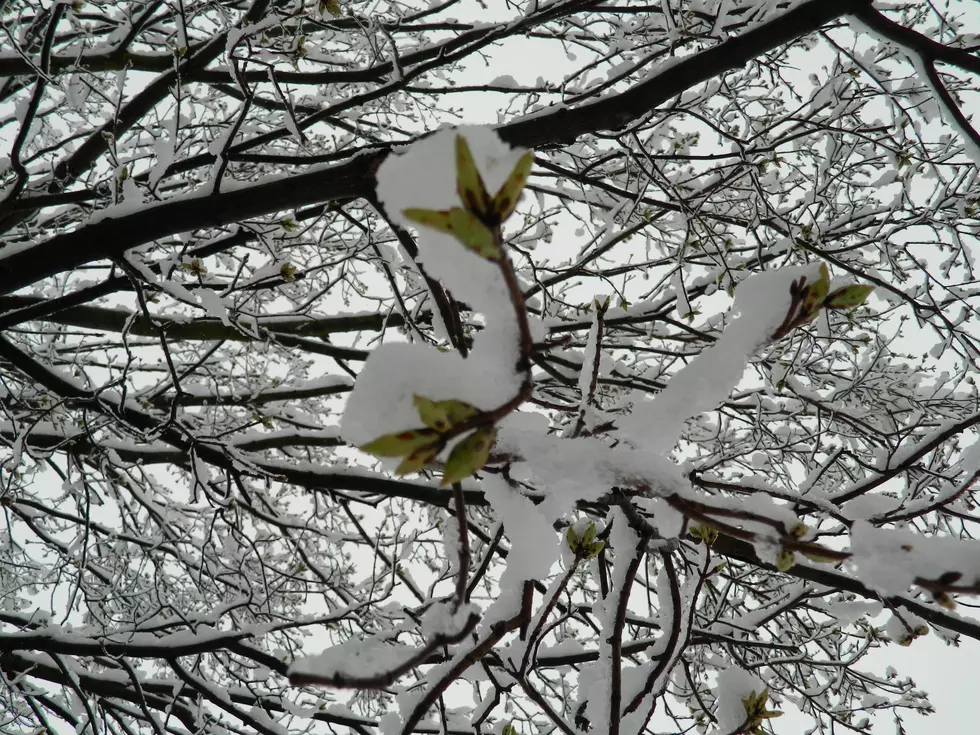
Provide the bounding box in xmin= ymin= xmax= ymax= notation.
xmin=0 ymin=0 xmax=864 ymax=297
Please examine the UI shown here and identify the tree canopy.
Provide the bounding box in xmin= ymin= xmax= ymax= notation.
xmin=1 ymin=1 xmax=980 ymax=735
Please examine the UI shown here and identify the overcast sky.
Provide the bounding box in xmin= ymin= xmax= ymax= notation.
xmin=443 ymin=4 xmax=980 ymax=731
xmin=2 ymin=2 xmax=977 ymax=733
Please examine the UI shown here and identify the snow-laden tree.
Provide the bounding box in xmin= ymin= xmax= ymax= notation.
xmin=2 ymin=1 xmax=980 ymax=734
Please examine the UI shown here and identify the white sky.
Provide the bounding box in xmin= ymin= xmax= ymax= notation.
xmin=3 ymin=1 xmax=980 ymax=733
xmin=435 ymin=5 xmax=980 ymax=733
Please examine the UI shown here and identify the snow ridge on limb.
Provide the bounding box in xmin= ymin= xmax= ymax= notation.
xmin=0 ymin=0 xmax=866 ymax=298
xmin=289 ymin=126 xmax=973 ymax=735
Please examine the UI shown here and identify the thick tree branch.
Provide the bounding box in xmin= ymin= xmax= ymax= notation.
xmin=0 ymin=0 xmax=865 ymax=297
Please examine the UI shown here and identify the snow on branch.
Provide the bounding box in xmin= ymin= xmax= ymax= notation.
xmin=286 ymin=125 xmax=977 ymax=735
